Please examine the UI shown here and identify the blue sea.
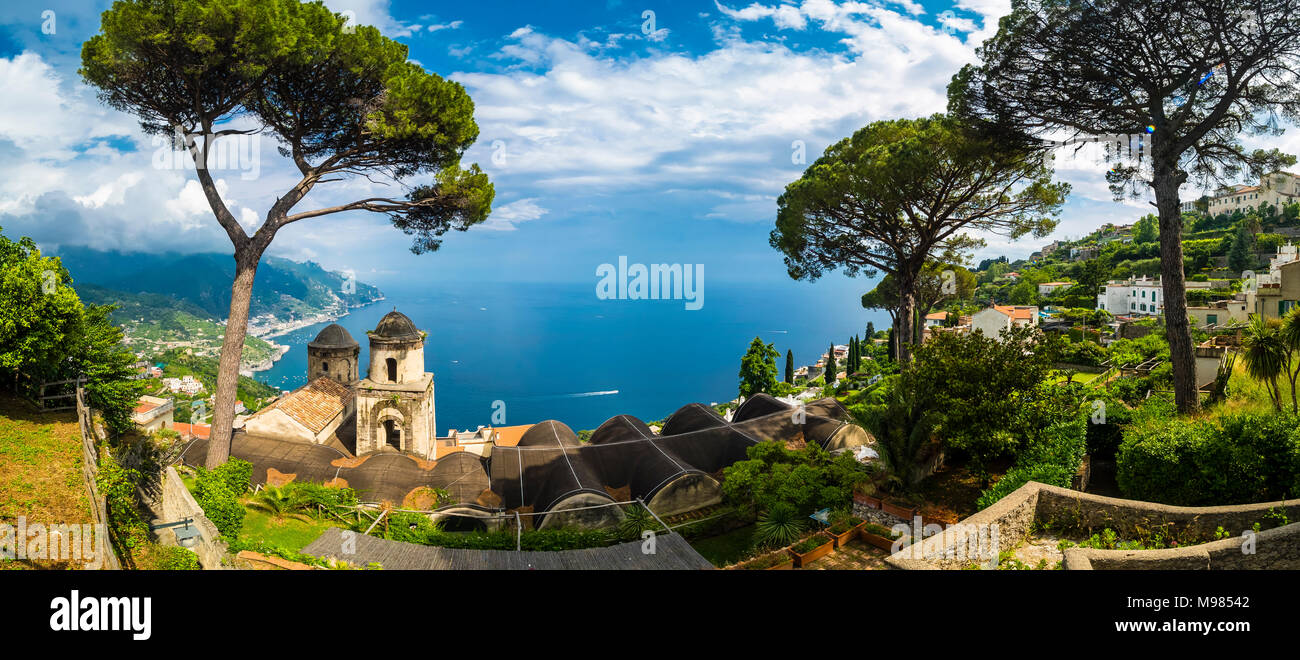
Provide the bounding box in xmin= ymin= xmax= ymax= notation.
xmin=254 ymin=279 xmax=889 ymax=434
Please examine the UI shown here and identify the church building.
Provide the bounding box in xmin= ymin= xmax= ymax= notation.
xmin=240 ymin=309 xmax=436 ymax=458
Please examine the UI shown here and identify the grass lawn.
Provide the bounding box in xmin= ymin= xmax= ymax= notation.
xmin=0 ymin=394 xmax=91 ymax=525
xmin=1048 ymin=370 xmax=1100 ymax=385
xmin=689 ymin=524 xmax=758 ymax=567
xmin=237 ymin=505 xmax=344 ymax=552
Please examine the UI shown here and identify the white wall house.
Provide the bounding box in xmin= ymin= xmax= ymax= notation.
xmin=1037 ymin=281 xmax=1073 ymax=296
xmin=1097 ymin=276 xmax=1214 ymax=317
xmin=972 ymin=305 xmax=1038 ymax=339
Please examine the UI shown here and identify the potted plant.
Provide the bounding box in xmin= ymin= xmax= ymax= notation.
xmin=788 ymin=533 xmax=834 ymax=567
xmin=825 ymin=511 xmax=864 ymax=549
xmin=735 ymin=551 xmax=794 ymax=570
xmin=857 ymin=522 xmax=905 ymax=552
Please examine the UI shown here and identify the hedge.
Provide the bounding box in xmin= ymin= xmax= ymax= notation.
xmin=1116 ymin=413 xmax=1300 ymax=506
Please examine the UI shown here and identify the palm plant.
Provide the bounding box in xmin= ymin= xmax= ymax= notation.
xmin=246 ymin=485 xmax=312 ymax=522
xmin=1279 ymin=308 xmax=1300 ymax=413
xmin=753 ymin=502 xmax=805 ymax=548
xmin=1242 ymin=315 xmax=1291 ymax=412
xmin=851 ymin=379 xmax=940 ymax=494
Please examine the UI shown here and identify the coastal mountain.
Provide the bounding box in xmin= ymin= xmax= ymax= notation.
xmin=54 ymin=246 xmax=383 ymax=321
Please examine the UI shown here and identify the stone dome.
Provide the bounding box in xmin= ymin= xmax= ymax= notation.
xmin=370 ymin=309 xmax=422 ymax=341
xmin=308 ymin=323 xmax=358 ymax=349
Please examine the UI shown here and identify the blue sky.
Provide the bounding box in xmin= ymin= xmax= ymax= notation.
xmin=0 ymin=0 xmax=1291 ymax=293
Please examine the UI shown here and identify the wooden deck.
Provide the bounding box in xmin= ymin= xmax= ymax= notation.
xmin=302 ymin=527 xmax=715 ymax=570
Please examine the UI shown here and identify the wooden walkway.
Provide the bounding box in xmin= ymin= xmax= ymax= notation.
xmin=302 ymin=527 xmax=715 ymax=570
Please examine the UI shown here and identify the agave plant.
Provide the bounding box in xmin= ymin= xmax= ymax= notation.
xmin=618 ymin=504 xmax=662 ymax=539
xmin=754 ymin=502 xmax=805 ymax=548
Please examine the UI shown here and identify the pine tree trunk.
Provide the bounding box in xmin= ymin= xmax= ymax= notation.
xmin=896 ymin=270 xmax=917 ymax=366
xmin=205 ymin=248 xmax=262 ymax=468
xmin=1153 ymin=164 xmax=1199 ymax=414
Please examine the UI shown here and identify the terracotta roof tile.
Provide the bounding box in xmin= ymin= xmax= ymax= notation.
xmin=251 ymin=377 xmax=353 ymax=435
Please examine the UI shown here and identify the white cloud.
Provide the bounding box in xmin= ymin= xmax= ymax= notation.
xmin=428 ymin=20 xmax=464 ymax=32
xmin=478 ymin=198 xmax=549 ymax=231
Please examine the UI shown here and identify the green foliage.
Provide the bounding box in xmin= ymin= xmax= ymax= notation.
xmin=153 ymin=546 xmax=201 ymax=570
xmin=850 ymin=370 xmax=939 ymax=493
xmin=1133 ymin=214 xmax=1158 ymax=244
xmin=1229 ymin=223 xmax=1257 ymax=272
xmin=790 ymin=534 xmax=829 ymax=554
xmin=738 ymin=336 xmax=780 ymax=398
xmin=1116 ymin=412 xmax=1300 ymax=506
xmin=381 ymin=512 xmax=615 ymax=550
xmin=976 ymin=412 xmax=1088 ymax=509
xmin=753 ymin=502 xmax=807 ymax=548
xmin=95 ymin=453 xmax=150 ymax=552
xmin=1057 ymin=340 xmax=1108 ymax=367
xmin=721 ymin=441 xmax=872 ymax=516
xmin=192 ymin=459 xmax=252 ymax=538
xmin=912 ymin=325 xmax=1058 ymax=472
xmin=0 ymin=229 xmax=145 ymax=434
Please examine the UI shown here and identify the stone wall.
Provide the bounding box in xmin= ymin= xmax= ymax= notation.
xmin=157 ymin=467 xmax=231 ymax=570
xmin=886 ymin=481 xmax=1300 ymax=570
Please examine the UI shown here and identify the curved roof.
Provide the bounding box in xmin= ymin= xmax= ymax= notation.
xmin=660 ymin=403 xmax=727 ymax=436
xmin=517 ymin=420 xmax=580 ymax=448
xmin=308 ymin=323 xmax=358 ymax=349
xmin=732 ymin=393 xmax=790 ymax=423
xmin=370 ymin=310 xmax=422 ymax=341
xmin=588 ymin=414 xmax=655 ymax=444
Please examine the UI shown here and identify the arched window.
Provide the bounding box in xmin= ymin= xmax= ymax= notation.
xmin=386 ymin=357 xmax=398 ymax=382
xmin=322 ymin=361 xmax=330 ymax=373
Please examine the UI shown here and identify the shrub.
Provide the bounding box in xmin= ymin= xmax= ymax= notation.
xmin=193 ymin=470 xmax=245 ymax=538
xmin=754 ymin=502 xmax=807 ymax=548
xmin=976 ymin=415 xmax=1088 ymax=510
xmin=153 ymin=546 xmax=201 ymax=570
xmin=1116 ymin=412 xmax=1300 ymax=506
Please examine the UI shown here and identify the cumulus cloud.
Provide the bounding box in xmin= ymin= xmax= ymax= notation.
xmin=478 ymin=198 xmax=549 ymax=231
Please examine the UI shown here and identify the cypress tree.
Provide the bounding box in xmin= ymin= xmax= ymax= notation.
xmin=866 ymin=321 xmax=875 ymax=339
xmin=826 ymin=343 xmax=837 ymax=382
xmin=784 ymin=349 xmax=794 ymax=384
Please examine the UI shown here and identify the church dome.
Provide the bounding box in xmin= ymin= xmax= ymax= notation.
xmin=370 ymin=310 xmax=422 ymax=341
xmin=308 ymin=323 xmax=358 ymax=349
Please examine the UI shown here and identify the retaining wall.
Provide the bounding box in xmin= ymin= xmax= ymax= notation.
xmin=886 ymin=481 xmax=1300 ymax=570
xmin=158 ymin=467 xmax=231 ymax=570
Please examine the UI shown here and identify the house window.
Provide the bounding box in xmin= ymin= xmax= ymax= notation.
xmin=322 ymin=361 xmax=329 ymax=373
xmin=1283 ymin=301 xmax=1297 ymax=316
xmin=1131 ymin=303 xmax=1136 ymax=310
xmin=1207 ymin=314 xmax=1218 ymax=325
xmin=386 ymin=357 xmax=398 ymax=382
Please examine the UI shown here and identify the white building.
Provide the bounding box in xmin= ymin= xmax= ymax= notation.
xmin=972 ymin=305 xmax=1038 ymax=339
xmin=1097 ymin=276 xmax=1215 ymax=317
xmin=1037 ymin=281 xmax=1073 ymax=296
xmin=1186 ymin=171 xmax=1300 ymax=216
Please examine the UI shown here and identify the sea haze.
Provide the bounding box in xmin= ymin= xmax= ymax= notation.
xmin=256 ymin=279 xmax=889 ymax=434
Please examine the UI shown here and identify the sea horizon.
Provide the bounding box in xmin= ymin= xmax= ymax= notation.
xmin=253 ymin=278 xmax=888 ymax=434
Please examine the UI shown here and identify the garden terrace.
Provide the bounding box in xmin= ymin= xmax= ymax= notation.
xmin=885 ymin=482 xmax=1300 ymax=570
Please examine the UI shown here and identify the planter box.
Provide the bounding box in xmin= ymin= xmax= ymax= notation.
xmin=826 ymin=522 xmax=863 ymax=549
xmin=854 ymin=493 xmax=882 ymax=509
xmin=858 ymin=527 xmax=903 ymax=552
xmin=881 ymin=500 xmax=918 ymax=520
xmin=788 ymin=534 xmax=835 ymax=568
xmin=731 ymin=551 xmax=794 ymax=570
